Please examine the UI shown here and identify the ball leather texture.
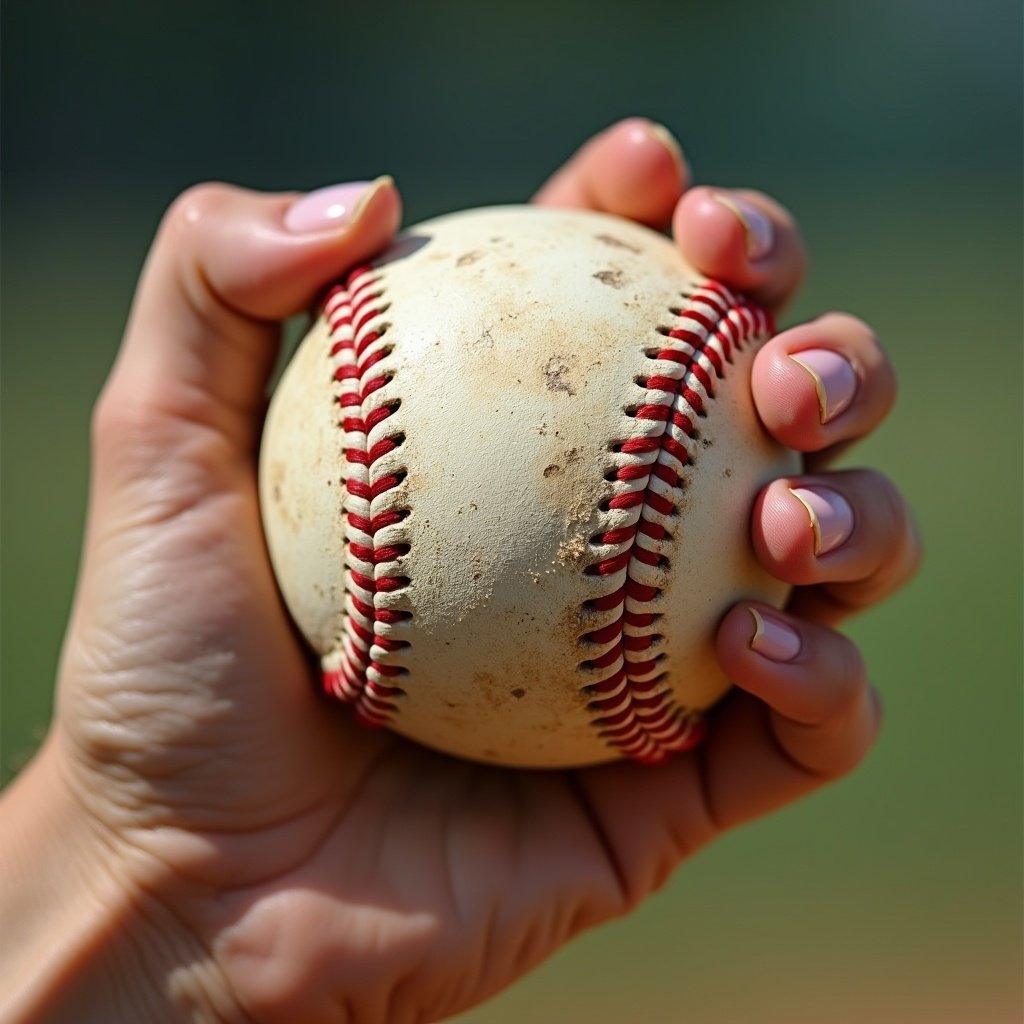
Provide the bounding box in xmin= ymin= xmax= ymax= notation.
xmin=259 ymin=205 xmax=799 ymax=768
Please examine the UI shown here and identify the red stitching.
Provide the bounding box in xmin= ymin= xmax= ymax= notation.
xmin=580 ymin=282 xmax=772 ymax=764
xmin=320 ymin=267 xmax=410 ymax=728
xmin=317 ymin=266 xmax=766 ymax=764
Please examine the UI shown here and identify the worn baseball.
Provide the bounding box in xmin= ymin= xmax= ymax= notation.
xmin=260 ymin=205 xmax=799 ymax=768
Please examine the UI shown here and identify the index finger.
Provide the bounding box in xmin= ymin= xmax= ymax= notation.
xmin=533 ymin=117 xmax=688 ymax=228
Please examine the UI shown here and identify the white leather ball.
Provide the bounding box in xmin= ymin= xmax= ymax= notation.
xmin=260 ymin=205 xmax=798 ymax=768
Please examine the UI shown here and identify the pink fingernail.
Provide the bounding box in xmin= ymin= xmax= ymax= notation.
xmin=789 ymin=349 xmax=858 ymax=424
xmin=711 ymin=191 xmax=774 ymax=260
xmin=789 ymin=486 xmax=855 ymax=556
xmin=284 ymin=177 xmax=391 ymax=233
xmin=748 ymin=608 xmax=802 ymax=662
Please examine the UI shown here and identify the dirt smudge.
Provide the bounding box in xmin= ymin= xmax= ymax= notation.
xmin=593 ymin=267 xmax=627 ymax=289
xmin=543 ymin=355 xmax=579 ymax=396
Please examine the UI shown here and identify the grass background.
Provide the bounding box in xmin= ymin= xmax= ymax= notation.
xmin=2 ymin=1 xmax=1021 ymax=1021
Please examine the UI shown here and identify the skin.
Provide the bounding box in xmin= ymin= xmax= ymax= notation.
xmin=0 ymin=118 xmax=919 ymax=1023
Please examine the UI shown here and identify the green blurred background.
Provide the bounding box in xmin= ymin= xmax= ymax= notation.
xmin=2 ymin=1 xmax=1020 ymax=1021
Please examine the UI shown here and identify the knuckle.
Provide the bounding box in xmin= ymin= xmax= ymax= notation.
xmin=160 ymin=181 xmax=235 ymax=241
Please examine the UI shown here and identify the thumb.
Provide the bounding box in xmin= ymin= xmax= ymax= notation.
xmin=97 ymin=177 xmax=401 ymax=473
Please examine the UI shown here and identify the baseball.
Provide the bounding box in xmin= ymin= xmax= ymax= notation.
xmin=259 ymin=205 xmax=799 ymax=768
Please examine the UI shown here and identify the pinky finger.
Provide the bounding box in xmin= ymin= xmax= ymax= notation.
xmin=716 ymin=603 xmax=882 ymax=779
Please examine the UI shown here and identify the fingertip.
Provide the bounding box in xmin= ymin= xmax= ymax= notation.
xmin=716 ymin=602 xmax=771 ymax=668
xmin=604 ymin=116 xmax=691 ymax=195
xmin=673 ymin=186 xmax=805 ymax=310
xmin=534 ymin=117 xmax=687 ymax=226
xmin=373 ymin=177 xmax=404 ymax=236
xmin=718 ymin=602 xmax=872 ymax=743
xmin=324 ymin=176 xmax=403 ymax=272
xmin=747 ymin=606 xmax=803 ymax=663
xmin=589 ymin=117 xmax=690 ymax=224
xmin=751 ymin=480 xmax=823 ymax=585
xmin=751 ymin=336 xmax=833 ymax=451
xmin=751 ymin=313 xmax=896 ymax=454
xmin=217 ymin=178 xmax=403 ymax=321
xmin=674 ymin=186 xmax=750 ymax=274
xmin=716 ymin=602 xmax=804 ymax=703
xmin=284 ymin=175 xmax=403 ymax=260
xmin=643 ymin=121 xmax=689 ymax=183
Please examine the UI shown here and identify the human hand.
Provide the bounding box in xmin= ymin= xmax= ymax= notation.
xmin=0 ymin=121 xmax=918 ymax=1024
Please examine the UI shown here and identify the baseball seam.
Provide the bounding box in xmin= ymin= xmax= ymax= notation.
xmin=321 ymin=266 xmax=413 ymax=727
xmin=578 ymin=281 xmax=771 ymax=764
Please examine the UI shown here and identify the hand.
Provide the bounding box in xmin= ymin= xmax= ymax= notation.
xmin=0 ymin=122 xmax=918 ymax=1024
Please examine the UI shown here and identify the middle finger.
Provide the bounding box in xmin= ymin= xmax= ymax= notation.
xmin=753 ymin=469 xmax=922 ymax=625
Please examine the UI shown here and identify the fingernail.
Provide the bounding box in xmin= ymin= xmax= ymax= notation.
xmin=748 ymin=608 xmax=801 ymax=662
xmin=789 ymin=349 xmax=858 ymax=424
xmin=643 ymin=121 xmax=686 ymax=178
xmin=789 ymin=486 xmax=855 ymax=556
xmin=284 ymin=176 xmax=392 ymax=233
xmin=711 ymin=191 xmax=774 ymax=260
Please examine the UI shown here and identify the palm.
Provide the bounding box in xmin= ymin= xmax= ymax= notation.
xmin=58 ymin=450 xmax=753 ymax=1017
xmin=191 ymin=697 xmax=796 ymax=1023
xmin=200 ymin=746 xmax=644 ymax=1020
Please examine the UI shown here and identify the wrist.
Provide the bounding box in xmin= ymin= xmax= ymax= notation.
xmin=0 ymin=737 xmax=173 ymax=1022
